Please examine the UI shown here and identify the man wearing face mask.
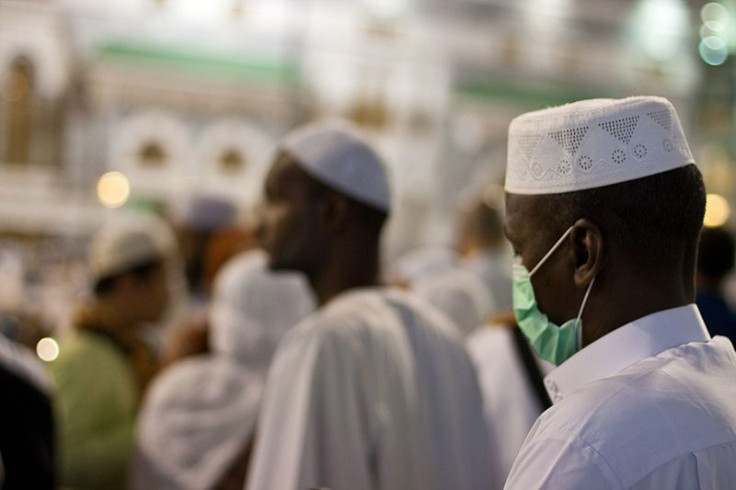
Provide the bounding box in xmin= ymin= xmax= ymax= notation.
xmin=503 ymin=96 xmax=736 ymax=489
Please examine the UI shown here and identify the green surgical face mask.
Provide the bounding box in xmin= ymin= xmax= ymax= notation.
xmin=512 ymin=226 xmax=595 ymax=366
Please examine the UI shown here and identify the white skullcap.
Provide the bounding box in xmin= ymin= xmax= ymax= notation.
xmin=505 ymin=96 xmax=694 ymax=195
xmin=280 ymin=120 xmax=392 ymax=212
xmin=414 ymin=268 xmax=493 ymax=337
xmin=132 ymin=357 xmax=261 ymax=490
xmin=209 ymin=249 xmax=315 ymax=373
xmin=89 ymin=215 xmax=175 ymax=282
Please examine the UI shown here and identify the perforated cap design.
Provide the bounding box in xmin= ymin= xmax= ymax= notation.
xmin=505 ymin=96 xmax=694 ymax=195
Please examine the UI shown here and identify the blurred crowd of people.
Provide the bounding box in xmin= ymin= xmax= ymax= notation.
xmin=2 ymin=96 xmax=736 ymax=490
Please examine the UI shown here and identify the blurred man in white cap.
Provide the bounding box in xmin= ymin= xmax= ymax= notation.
xmin=247 ymin=120 xmax=492 ymax=490
xmin=457 ymin=189 xmax=513 ymax=311
xmin=131 ymin=249 xmax=314 ymax=490
xmin=459 ymin=190 xmax=554 ymax=489
xmin=502 ymin=96 xmax=736 ymax=489
xmin=50 ymin=214 xmax=174 ymax=490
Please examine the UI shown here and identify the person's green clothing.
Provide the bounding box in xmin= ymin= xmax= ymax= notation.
xmin=50 ymin=330 xmax=138 ymax=490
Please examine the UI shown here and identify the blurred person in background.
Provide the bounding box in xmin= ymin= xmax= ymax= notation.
xmin=390 ymin=247 xmax=493 ymax=337
xmin=412 ymin=266 xmax=492 ymax=337
xmin=460 ymin=187 xmax=553 ymax=489
xmin=171 ymin=194 xmax=242 ymax=306
xmin=466 ymin=314 xmax=554 ymax=490
xmin=0 ymin=330 xmax=55 ymax=489
xmin=50 ymin=215 xmax=174 ymax=490
xmin=387 ymin=245 xmax=457 ymax=289
xmin=460 ymin=190 xmax=555 ymax=488
xmin=696 ymin=226 xmax=736 ymax=346
xmin=457 ymin=190 xmax=513 ymax=312
xmin=131 ymin=249 xmax=314 ymax=490
xmin=459 ymin=189 xmax=553 ymax=488
xmin=162 ymin=195 xmax=254 ymax=364
xmin=246 ymin=121 xmax=492 ymax=490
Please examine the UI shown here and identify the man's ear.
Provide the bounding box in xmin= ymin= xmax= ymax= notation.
xmin=570 ymin=218 xmax=604 ymax=287
xmin=319 ymin=192 xmax=350 ymax=231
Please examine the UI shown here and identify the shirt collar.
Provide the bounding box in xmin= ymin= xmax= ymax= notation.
xmin=544 ymin=304 xmax=710 ymax=404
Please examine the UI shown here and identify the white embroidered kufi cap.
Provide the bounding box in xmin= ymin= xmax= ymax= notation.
xmin=280 ymin=120 xmax=392 ymax=212
xmin=505 ymin=96 xmax=695 ymax=195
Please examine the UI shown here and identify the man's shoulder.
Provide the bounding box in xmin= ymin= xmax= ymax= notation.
xmin=278 ymin=286 xmax=465 ymax=363
xmin=527 ymin=340 xmax=736 ymax=486
xmin=55 ymin=330 xmax=126 ymax=364
xmin=542 ymin=342 xmax=736 ymax=436
xmin=291 ymin=287 xmax=452 ymax=334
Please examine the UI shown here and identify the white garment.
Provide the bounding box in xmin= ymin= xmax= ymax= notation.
xmin=466 ymin=326 xmax=554 ymax=490
xmin=462 ymin=249 xmax=513 ymax=311
xmin=414 ymin=267 xmax=494 ymax=337
xmin=209 ymin=250 xmax=315 ymax=373
xmin=505 ymin=304 xmax=736 ymax=490
xmin=246 ymin=288 xmax=492 ymax=490
xmin=132 ymin=358 xmax=262 ymax=490
xmin=132 ymin=251 xmax=314 ymax=490
xmin=389 ymin=246 xmax=457 ymax=286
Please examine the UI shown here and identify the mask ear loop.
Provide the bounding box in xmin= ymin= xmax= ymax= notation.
xmin=574 ymin=277 xmax=595 ymax=348
xmin=530 ymin=226 xmax=574 ymax=277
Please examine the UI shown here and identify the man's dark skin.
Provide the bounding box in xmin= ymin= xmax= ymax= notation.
xmin=503 ymin=193 xmax=697 ymax=347
xmin=256 ymin=151 xmax=384 ymax=307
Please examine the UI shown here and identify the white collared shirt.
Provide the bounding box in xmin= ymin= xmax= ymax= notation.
xmin=505 ymin=304 xmax=736 ymax=490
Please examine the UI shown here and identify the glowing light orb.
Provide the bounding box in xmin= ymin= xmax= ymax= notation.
xmin=36 ymin=337 xmax=59 ymax=362
xmin=97 ymin=171 xmax=131 ymax=209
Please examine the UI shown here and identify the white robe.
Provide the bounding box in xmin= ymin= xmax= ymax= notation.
xmin=466 ymin=326 xmax=554 ymax=490
xmin=246 ymin=288 xmax=492 ymax=490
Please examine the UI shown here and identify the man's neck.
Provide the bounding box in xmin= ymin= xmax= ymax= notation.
xmin=309 ymin=246 xmax=382 ymax=307
xmin=582 ymin=270 xmax=694 ymax=347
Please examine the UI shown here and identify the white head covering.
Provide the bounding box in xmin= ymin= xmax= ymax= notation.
xmin=132 ymin=250 xmax=314 ymax=490
xmin=209 ymin=249 xmax=315 ymax=373
xmin=280 ymin=120 xmax=392 ymax=212
xmin=132 ymin=357 xmax=261 ymax=490
xmin=89 ymin=214 xmax=175 ymax=282
xmin=413 ymin=268 xmax=493 ymax=337
xmin=505 ymin=96 xmax=694 ymax=195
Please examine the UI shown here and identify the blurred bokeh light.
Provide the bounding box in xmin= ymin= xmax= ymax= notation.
xmin=97 ymin=171 xmax=131 ymax=209
xmin=704 ymin=193 xmax=731 ymax=228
